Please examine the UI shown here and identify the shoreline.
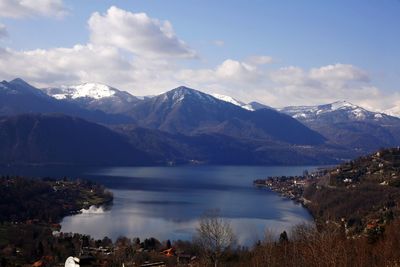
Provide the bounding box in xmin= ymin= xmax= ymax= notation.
xmin=253 ymin=168 xmax=329 ymax=221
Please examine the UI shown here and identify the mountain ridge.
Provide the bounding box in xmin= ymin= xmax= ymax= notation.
xmin=0 ymin=113 xmax=150 ymax=165
xmin=126 ymin=86 xmax=326 ymax=146
xmin=2 ymin=78 xmax=399 ymax=165
xmin=0 ymin=79 xmax=134 ymax=124
xmin=280 ymin=101 xmax=400 ymax=153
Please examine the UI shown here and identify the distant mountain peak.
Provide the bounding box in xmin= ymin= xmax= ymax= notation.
xmin=172 ymin=85 xmax=194 ymax=91
xmin=10 ymin=78 xmax=30 ymax=85
xmin=2 ymin=78 xmax=47 ymax=97
xmin=41 ymin=82 xmax=139 ymax=114
xmin=329 ymin=100 xmax=359 ymax=110
xmin=161 ymin=86 xmax=216 ymax=104
xmin=281 ymin=100 xmax=392 ymax=123
xmin=49 ymin=82 xmax=117 ymax=100
xmin=168 ymin=86 xmax=202 ymax=96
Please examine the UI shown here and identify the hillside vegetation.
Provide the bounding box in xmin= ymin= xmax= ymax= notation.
xmin=304 ymin=147 xmax=400 ymax=235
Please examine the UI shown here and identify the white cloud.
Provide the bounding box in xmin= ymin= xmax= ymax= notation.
xmin=175 ymin=58 xmax=265 ymax=91
xmin=0 ymin=0 xmax=67 ymax=18
xmin=0 ymin=23 xmax=7 ymax=38
xmin=216 ymin=59 xmax=256 ymax=79
xmin=88 ymin=6 xmax=196 ymax=58
xmin=0 ymin=6 xmax=197 ymax=92
xmin=270 ymin=66 xmax=307 ymax=85
xmin=309 ymin=63 xmax=369 ymax=84
xmin=0 ymin=45 xmax=134 ymax=86
xmin=268 ymin=64 xmax=370 ymax=102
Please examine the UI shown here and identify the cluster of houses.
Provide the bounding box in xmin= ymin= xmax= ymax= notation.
xmin=329 ymin=148 xmax=400 ymax=187
xmin=253 ymin=173 xmax=317 ymax=203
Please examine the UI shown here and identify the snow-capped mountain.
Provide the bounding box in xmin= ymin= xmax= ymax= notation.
xmin=43 ymin=83 xmax=140 ymax=114
xmin=280 ymin=101 xmax=391 ymax=123
xmin=280 ymin=101 xmax=400 ymax=152
xmin=165 ymin=86 xmax=218 ymax=104
xmin=45 ymin=83 xmax=118 ymax=100
xmin=211 ymin=94 xmax=274 ymax=111
xmin=127 ymin=86 xmax=325 ymax=145
xmin=0 ymin=78 xmax=134 ymax=124
xmin=2 ymin=78 xmax=386 ymax=164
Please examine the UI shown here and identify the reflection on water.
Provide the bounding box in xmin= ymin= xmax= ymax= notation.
xmin=58 ymin=165 xmax=315 ymax=246
xmin=80 ymin=205 xmax=106 ymax=214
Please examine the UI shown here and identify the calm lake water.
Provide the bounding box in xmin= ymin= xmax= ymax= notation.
xmin=57 ymin=165 xmax=314 ymax=246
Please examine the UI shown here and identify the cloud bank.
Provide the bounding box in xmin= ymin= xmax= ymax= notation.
xmin=88 ymin=6 xmax=195 ymax=58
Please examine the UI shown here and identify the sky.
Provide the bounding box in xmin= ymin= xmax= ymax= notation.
xmin=0 ymin=0 xmax=399 ymax=114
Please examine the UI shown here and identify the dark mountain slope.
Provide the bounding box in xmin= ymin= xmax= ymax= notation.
xmin=127 ymin=86 xmax=326 ymax=146
xmin=114 ymin=125 xmax=345 ymax=165
xmin=0 ymin=114 xmax=150 ymax=165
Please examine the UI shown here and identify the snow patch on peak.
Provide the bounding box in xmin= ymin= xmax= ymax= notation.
xmin=330 ymin=101 xmax=358 ymax=111
xmin=212 ymin=93 xmax=242 ymax=106
xmin=52 ymin=94 xmax=67 ymax=100
xmin=242 ymin=104 xmax=255 ymax=111
xmin=164 ymin=86 xmax=216 ymax=104
xmin=352 ymin=108 xmax=367 ymax=119
xmin=293 ymin=113 xmax=308 ymax=119
xmin=281 ymin=100 xmax=395 ymax=123
xmin=45 ymin=82 xmax=118 ymax=100
xmin=171 ymin=89 xmax=186 ymax=103
xmin=65 ymin=83 xmax=116 ymax=99
xmin=212 ymin=93 xmax=254 ymax=111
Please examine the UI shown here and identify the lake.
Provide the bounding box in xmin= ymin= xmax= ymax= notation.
xmin=53 ymin=165 xmax=315 ymax=246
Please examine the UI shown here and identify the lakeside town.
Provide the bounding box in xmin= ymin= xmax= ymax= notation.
xmin=254 ymin=148 xmax=400 ymax=239
xmin=253 ymin=168 xmax=328 ymax=205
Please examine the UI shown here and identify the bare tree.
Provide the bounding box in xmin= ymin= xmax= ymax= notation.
xmin=195 ymin=209 xmax=236 ymax=267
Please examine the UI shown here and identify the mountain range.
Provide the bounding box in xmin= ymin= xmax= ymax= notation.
xmin=0 ymin=79 xmax=134 ymax=124
xmin=125 ymin=86 xmax=325 ymax=145
xmin=0 ymin=78 xmax=399 ymax=166
xmin=280 ymin=101 xmax=400 ymax=153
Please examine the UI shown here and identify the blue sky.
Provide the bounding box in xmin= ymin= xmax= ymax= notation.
xmin=0 ymin=0 xmax=399 ymax=113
